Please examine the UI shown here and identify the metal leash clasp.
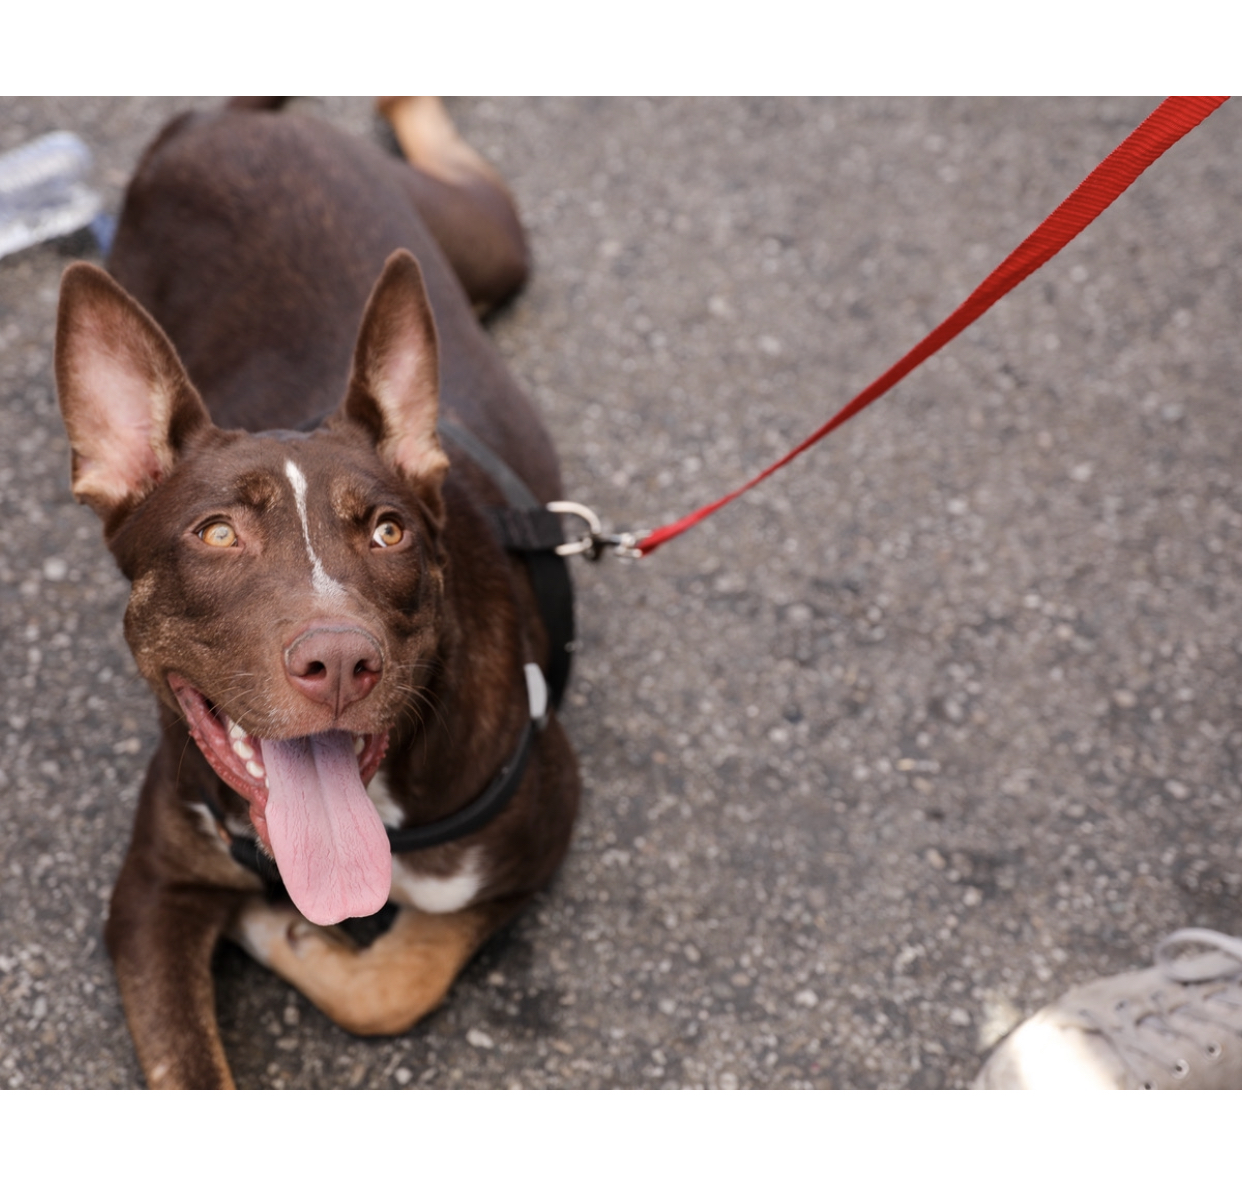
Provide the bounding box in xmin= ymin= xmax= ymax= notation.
xmin=547 ymin=501 xmax=650 ymax=561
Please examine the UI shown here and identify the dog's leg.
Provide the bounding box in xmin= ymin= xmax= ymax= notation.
xmin=106 ymin=858 xmax=242 ymax=1089
xmin=377 ymin=96 xmax=529 ymax=315
xmin=230 ymin=897 xmax=515 ymax=1036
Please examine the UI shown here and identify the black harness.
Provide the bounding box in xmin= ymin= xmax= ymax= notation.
xmin=201 ymin=418 xmax=575 ymax=944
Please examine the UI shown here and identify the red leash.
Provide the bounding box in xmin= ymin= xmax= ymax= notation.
xmin=634 ymin=96 xmax=1229 ymax=558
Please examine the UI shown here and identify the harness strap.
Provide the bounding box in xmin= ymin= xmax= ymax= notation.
xmin=438 ymin=419 xmax=575 ymax=708
xmin=485 ymin=505 xmax=566 ymax=552
xmin=387 ymin=691 xmax=538 ymax=854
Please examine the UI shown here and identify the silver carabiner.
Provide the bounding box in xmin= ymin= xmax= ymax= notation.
xmin=606 ymin=529 xmax=652 ymax=560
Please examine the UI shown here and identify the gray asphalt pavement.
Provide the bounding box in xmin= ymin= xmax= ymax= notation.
xmin=3 ymin=97 xmax=1241 ymax=1089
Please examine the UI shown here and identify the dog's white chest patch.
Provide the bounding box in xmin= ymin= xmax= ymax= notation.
xmin=390 ymin=847 xmax=486 ymax=914
xmin=284 ymin=459 xmax=346 ymax=601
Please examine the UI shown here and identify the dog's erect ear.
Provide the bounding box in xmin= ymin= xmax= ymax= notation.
xmin=338 ymin=250 xmax=448 ymax=501
xmin=55 ymin=262 xmax=211 ymax=530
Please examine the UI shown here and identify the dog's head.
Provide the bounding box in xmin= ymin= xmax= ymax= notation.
xmin=55 ymin=251 xmax=449 ymax=924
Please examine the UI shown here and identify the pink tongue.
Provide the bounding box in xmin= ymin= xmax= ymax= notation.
xmin=262 ymin=730 xmax=391 ymax=926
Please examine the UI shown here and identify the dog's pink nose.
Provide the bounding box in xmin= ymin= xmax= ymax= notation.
xmin=284 ymin=625 xmax=383 ymax=714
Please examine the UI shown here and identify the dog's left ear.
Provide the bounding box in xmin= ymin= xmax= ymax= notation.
xmin=338 ymin=250 xmax=448 ymax=509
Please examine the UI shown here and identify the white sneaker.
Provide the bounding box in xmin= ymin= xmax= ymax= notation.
xmin=974 ymin=928 xmax=1242 ymax=1089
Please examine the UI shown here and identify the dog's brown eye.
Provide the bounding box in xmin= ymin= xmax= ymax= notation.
xmin=199 ymin=522 xmax=237 ymax=548
xmin=372 ymin=519 xmax=404 ymax=548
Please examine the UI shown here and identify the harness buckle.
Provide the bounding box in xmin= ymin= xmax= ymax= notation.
xmin=547 ymin=501 xmax=650 ymax=561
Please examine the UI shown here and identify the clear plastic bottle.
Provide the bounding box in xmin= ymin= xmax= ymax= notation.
xmin=0 ymin=130 xmax=106 ymax=260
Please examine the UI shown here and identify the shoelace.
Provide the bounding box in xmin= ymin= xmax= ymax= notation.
xmin=1078 ymin=928 xmax=1242 ymax=1087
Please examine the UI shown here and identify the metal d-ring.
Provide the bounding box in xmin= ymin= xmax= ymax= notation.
xmin=546 ymin=501 xmax=651 ymax=561
xmin=548 ymin=501 xmax=604 ymax=557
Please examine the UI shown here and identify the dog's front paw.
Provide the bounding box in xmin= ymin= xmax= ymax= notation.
xmin=230 ymin=897 xmax=364 ymax=968
xmin=228 ymin=898 xmax=306 ymax=965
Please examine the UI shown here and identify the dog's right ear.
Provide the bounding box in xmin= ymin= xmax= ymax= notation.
xmin=336 ymin=250 xmax=448 ymax=516
xmin=55 ymin=263 xmax=211 ymax=532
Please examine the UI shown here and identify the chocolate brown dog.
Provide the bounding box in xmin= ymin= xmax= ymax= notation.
xmin=54 ymin=98 xmax=580 ymax=1088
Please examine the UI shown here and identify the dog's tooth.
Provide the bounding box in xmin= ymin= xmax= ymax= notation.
xmin=226 ymin=718 xmax=247 ymax=741
xmin=231 ymin=737 xmax=254 ymax=760
xmin=246 ymin=759 xmax=265 ymax=781
xmin=354 ymin=736 xmax=365 ymax=756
